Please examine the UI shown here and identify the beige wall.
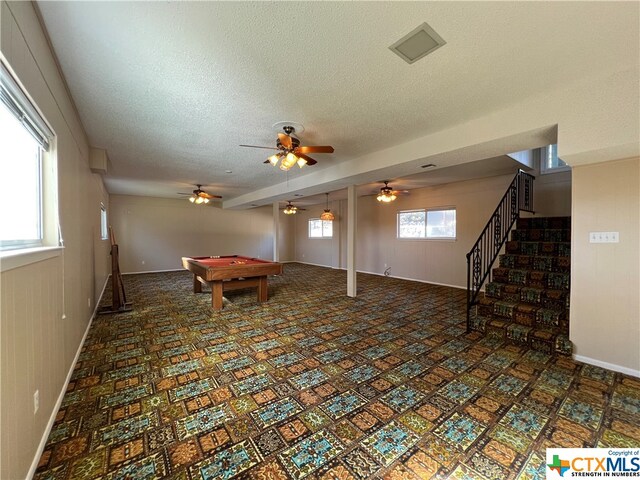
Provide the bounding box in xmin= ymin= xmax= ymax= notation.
xmin=530 ymin=170 xmax=572 ymax=217
xmin=293 ymin=200 xmax=343 ymax=269
xmin=294 ymin=172 xmax=572 ymax=288
xmin=109 ymin=195 xmax=275 ymax=273
xmin=571 ymin=157 xmax=640 ymax=374
xmin=278 ymin=212 xmax=295 ymax=262
xmin=0 ymin=2 xmax=110 ymax=479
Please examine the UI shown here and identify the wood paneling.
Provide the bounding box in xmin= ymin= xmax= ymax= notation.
xmin=1 ymin=3 xmax=111 ymax=478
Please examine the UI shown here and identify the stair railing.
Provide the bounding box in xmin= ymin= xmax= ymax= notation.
xmin=466 ymin=170 xmax=535 ymax=332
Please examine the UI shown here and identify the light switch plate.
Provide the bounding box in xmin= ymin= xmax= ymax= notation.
xmin=589 ymin=232 xmax=620 ymax=243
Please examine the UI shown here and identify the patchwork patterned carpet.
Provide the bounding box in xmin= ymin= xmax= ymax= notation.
xmin=35 ymin=263 xmax=639 ymax=480
xmin=474 ymin=217 xmax=573 ymax=356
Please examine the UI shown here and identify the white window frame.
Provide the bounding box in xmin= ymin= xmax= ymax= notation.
xmin=397 ymin=207 xmax=457 ymax=240
xmin=0 ymin=60 xmax=57 ymax=260
xmin=100 ymin=204 xmax=108 ymax=240
xmin=308 ymin=218 xmax=333 ymax=238
xmin=540 ymin=144 xmax=570 ymax=174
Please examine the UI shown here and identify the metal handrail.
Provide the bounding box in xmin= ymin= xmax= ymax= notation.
xmin=466 ymin=170 xmax=535 ymax=332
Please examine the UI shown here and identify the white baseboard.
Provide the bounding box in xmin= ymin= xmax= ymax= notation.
xmin=121 ymin=268 xmax=183 ymax=275
xmin=573 ymin=355 xmax=640 ymax=379
xmin=27 ymin=276 xmax=109 ymax=479
xmin=292 ymin=260 xmax=340 ymax=269
xmin=352 ymin=269 xmax=467 ymax=291
xmin=290 ymin=262 xmax=467 ymax=290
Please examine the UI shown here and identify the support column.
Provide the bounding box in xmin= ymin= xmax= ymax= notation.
xmin=273 ymin=202 xmax=280 ymax=262
xmin=347 ymin=185 xmax=357 ymax=297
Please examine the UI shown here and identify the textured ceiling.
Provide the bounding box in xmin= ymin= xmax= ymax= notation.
xmin=36 ymin=1 xmax=638 ymax=206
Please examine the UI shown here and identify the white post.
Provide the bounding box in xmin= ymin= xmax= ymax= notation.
xmin=347 ymin=185 xmax=357 ymax=297
xmin=273 ymin=202 xmax=280 ymax=262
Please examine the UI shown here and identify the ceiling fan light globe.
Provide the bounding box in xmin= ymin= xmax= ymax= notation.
xmin=268 ymin=154 xmax=280 ymax=166
xmin=279 ymin=152 xmax=298 ymax=171
xmin=297 ymin=157 xmax=307 ymax=168
xmin=203 ymin=197 xmax=210 ymax=204
xmin=189 ymin=196 xmax=196 ymax=203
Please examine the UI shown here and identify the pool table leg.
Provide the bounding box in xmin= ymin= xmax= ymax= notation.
xmin=193 ymin=274 xmax=202 ymax=293
xmin=212 ymin=281 xmax=224 ymax=310
xmin=257 ymin=276 xmax=268 ymax=303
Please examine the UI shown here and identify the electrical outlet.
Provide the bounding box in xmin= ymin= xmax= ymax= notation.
xmin=141 ymin=260 xmax=145 ymax=265
xmin=34 ymin=390 xmax=39 ymax=414
xmin=88 ymin=297 xmax=91 ymax=308
xmin=384 ymin=263 xmax=387 ymax=268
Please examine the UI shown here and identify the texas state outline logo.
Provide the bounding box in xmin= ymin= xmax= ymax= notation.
xmin=547 ymin=454 xmax=571 ymax=477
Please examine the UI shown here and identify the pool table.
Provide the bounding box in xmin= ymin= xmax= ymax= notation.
xmin=181 ymin=255 xmax=283 ymax=310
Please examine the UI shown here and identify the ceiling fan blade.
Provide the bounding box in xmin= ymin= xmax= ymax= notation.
xmin=278 ymin=133 xmax=293 ymax=150
xmin=296 ymin=145 xmax=334 ymax=154
xmin=199 ymin=192 xmax=222 ymax=199
xmin=239 ymin=144 xmax=279 ymax=150
xmin=296 ymin=153 xmax=317 ymax=166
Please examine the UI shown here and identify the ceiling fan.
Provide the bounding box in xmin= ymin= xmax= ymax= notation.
xmin=281 ymin=201 xmax=306 ymax=215
xmin=240 ymin=125 xmax=334 ymax=171
xmin=376 ymin=181 xmax=408 ymax=203
xmin=177 ymin=184 xmax=222 ymax=204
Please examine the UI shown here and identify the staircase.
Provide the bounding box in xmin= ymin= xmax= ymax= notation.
xmin=469 ymin=216 xmax=572 ymax=355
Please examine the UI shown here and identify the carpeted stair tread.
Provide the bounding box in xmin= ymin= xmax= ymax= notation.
xmin=499 ymin=253 xmax=570 ymax=272
xmin=471 ymin=216 xmax=573 ymax=356
xmin=472 ymin=315 xmax=571 ymax=355
xmin=511 ymin=228 xmax=571 ymax=242
xmin=516 ymin=216 xmax=571 ymax=230
xmin=479 ymin=297 xmax=567 ymax=328
xmin=506 ymin=240 xmax=571 ymax=257
xmin=484 ymin=282 xmax=570 ymax=308
xmin=491 ymin=267 xmax=570 ymax=290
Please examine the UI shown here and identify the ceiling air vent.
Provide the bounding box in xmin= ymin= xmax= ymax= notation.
xmin=389 ymin=22 xmax=446 ymax=64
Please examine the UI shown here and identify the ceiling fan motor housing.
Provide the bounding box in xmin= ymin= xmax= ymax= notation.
xmin=277 ymin=136 xmax=300 ymax=151
xmin=282 ymin=125 xmax=297 ymax=137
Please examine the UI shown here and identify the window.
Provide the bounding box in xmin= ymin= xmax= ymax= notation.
xmin=541 ymin=144 xmax=569 ymax=174
xmin=398 ymin=209 xmax=426 ymax=238
xmin=426 ymin=209 xmax=456 ymax=239
xmin=1 ymin=63 xmax=53 ymax=251
xmin=398 ymin=208 xmax=456 ymax=239
xmin=101 ymin=204 xmax=109 ymax=240
xmin=309 ymin=219 xmax=333 ymax=238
